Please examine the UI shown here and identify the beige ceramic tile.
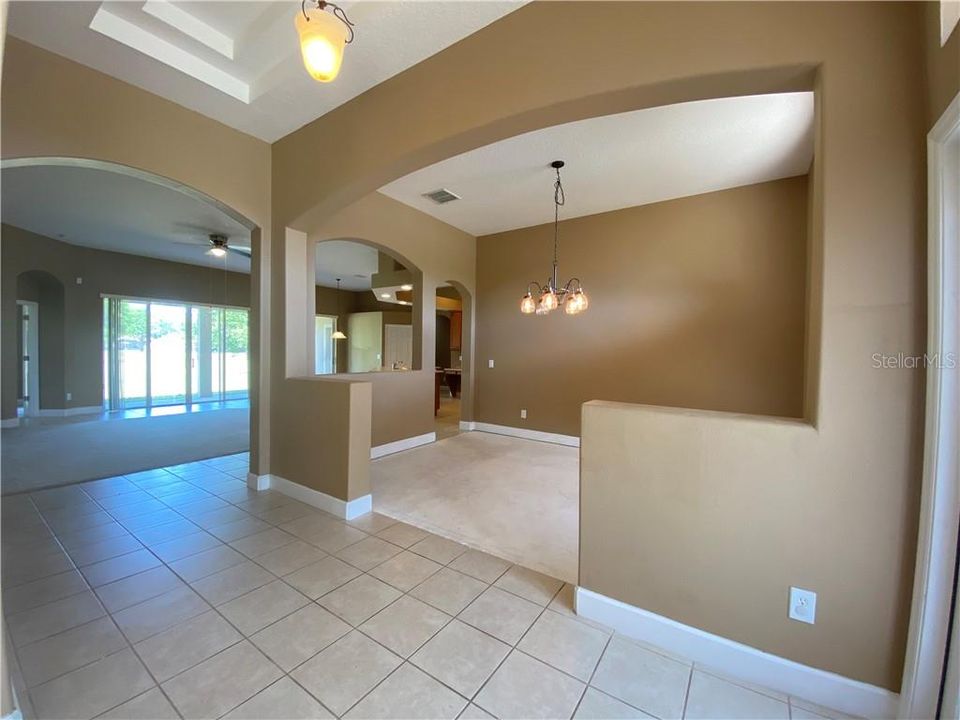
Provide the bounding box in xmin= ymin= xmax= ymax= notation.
xmin=368 ymin=550 xmax=443 ymax=592
xmin=475 ymin=650 xmax=585 ymax=720
xmin=376 ymin=521 xmax=429 ymax=548
xmin=149 ymin=531 xmax=223 ymax=563
xmin=360 ymin=595 xmax=451 ymax=657
xmin=80 ymin=549 xmax=161 ymax=587
xmin=7 ymin=590 xmax=105 ymax=647
xmin=574 ymin=687 xmax=653 ymax=719
xmin=224 ymin=677 xmax=334 ymax=719
xmin=134 ymin=610 xmax=243 ymax=682
xmin=409 ymin=534 xmax=468 ymax=565
xmin=218 ymin=580 xmax=309 ymax=635
xmin=168 ymin=544 xmax=247 ymax=582
xmin=518 ymin=609 xmax=610 ymax=681
xmin=345 ymin=663 xmax=467 ymax=720
xmin=229 ymin=528 xmax=297 ymax=558
xmin=335 ymin=536 xmax=403 ymax=571
xmin=591 ymin=636 xmax=691 ymax=719
xmin=30 ymin=648 xmax=154 ymax=720
xmin=284 ymin=556 xmax=361 ymax=599
xmin=684 ymin=670 xmax=790 ymax=719
xmin=66 ymin=534 xmax=144 ymax=567
xmin=292 ymin=631 xmax=402 ymax=716
xmin=346 ymin=512 xmax=398 ymax=534
xmin=449 ymin=550 xmax=512 ymax=583
xmin=459 ymin=586 xmax=543 ymax=645
xmin=254 ymin=540 xmax=327 ymax=576
xmin=459 ymin=704 xmax=495 ymax=719
xmin=494 ymin=565 xmax=564 ymax=606
xmin=94 ymin=566 xmax=184 ymax=613
xmin=411 ymin=619 xmax=510 ymax=697
xmin=319 ymin=574 xmax=402 ymax=626
xmin=113 ymin=585 xmax=209 ymax=643
xmin=161 ymin=641 xmax=282 ymax=719
xmin=251 ymin=603 xmax=351 ymax=671
xmin=410 ymin=567 xmax=487 ymax=615
xmin=98 ymin=687 xmax=180 ymax=720
xmin=2 ymin=570 xmax=88 ymax=615
xmin=190 ymin=560 xmax=275 ymax=606
xmin=18 ymin=616 xmax=127 ymax=687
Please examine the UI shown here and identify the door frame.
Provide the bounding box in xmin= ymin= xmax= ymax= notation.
xmin=900 ymin=92 xmax=960 ymax=719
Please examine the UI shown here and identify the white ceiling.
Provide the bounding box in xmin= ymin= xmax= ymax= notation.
xmin=379 ymin=92 xmax=815 ymax=236
xmin=2 ymin=164 xmax=253 ymax=271
xmin=6 ymin=1 xmax=524 ymax=142
xmin=314 ymin=240 xmax=379 ymax=290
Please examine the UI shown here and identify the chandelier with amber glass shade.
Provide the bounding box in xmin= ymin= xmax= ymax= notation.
xmin=520 ymin=161 xmax=588 ymax=316
xmin=296 ymin=0 xmax=355 ymax=83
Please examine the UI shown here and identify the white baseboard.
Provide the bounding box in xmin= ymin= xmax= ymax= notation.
xmin=469 ymin=421 xmax=580 ymax=448
xmin=265 ymin=473 xmax=372 ymax=520
xmin=371 ymin=432 xmax=435 ymax=459
xmin=574 ymin=587 xmax=898 ymax=719
xmin=1 ymin=418 xmax=19 ymax=429
xmin=37 ymin=406 xmax=102 ymax=418
xmin=459 ymin=421 xmax=476 ymax=431
xmin=246 ymin=472 xmax=269 ymax=491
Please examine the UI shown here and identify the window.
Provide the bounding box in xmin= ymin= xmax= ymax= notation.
xmin=315 ymin=315 xmax=338 ymax=374
xmin=103 ymin=296 xmax=249 ymax=410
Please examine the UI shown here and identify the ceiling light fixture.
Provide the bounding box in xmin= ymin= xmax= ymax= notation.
xmin=207 ymin=234 xmax=229 ymax=258
xmin=296 ymin=0 xmax=355 ymax=83
xmin=400 ymin=284 xmax=413 ymax=291
xmin=332 ymin=278 xmax=347 ymax=340
xmin=520 ymin=161 xmax=588 ymax=316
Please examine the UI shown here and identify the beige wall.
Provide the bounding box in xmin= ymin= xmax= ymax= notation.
xmin=924 ymin=1 xmax=960 ymax=128
xmin=270 ymin=1 xmax=926 ymax=692
xmin=476 ymin=177 xmax=808 ymax=436
xmin=0 ymin=37 xmax=272 ymax=472
xmin=1 ymin=224 xmax=251 ymax=418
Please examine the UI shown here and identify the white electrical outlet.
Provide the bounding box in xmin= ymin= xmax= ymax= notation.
xmin=788 ymin=587 xmax=816 ymax=624
xmin=66 ymin=392 xmax=72 ymax=401
xmin=488 ymin=359 xmax=495 ymax=369
xmin=520 ymin=409 xmax=527 ymax=419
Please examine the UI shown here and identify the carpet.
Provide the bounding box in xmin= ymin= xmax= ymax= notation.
xmin=1 ymin=409 xmax=249 ymax=494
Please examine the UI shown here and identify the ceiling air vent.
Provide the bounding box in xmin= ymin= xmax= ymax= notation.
xmin=422 ymin=188 xmax=461 ymax=205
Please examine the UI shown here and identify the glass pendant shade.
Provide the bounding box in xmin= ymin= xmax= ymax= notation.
xmin=520 ymin=293 xmax=536 ymax=314
xmin=332 ymin=330 xmax=347 ymax=340
xmin=540 ymin=288 xmax=558 ymax=312
xmin=296 ymin=6 xmax=348 ymax=82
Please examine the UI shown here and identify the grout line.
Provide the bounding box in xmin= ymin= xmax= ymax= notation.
xmin=681 ymin=663 xmax=695 ymax=719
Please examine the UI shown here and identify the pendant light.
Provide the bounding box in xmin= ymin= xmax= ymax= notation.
xmin=296 ymin=0 xmax=355 ymax=83
xmin=520 ymin=161 xmax=588 ymax=316
xmin=332 ymin=278 xmax=347 ymax=340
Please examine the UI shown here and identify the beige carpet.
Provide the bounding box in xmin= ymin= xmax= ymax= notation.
xmin=371 ymin=431 xmax=579 ymax=583
xmin=1 ymin=409 xmax=248 ymax=494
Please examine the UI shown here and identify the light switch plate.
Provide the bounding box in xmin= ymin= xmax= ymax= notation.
xmin=789 ymin=587 xmax=816 ymax=624
xmin=488 ymin=359 xmax=495 ymax=368
xmin=520 ymin=409 xmax=527 ymax=419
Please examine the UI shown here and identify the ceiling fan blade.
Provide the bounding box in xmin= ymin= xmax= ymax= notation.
xmin=171 ymin=239 xmax=209 ymax=247
xmin=229 ymin=246 xmax=252 ymax=258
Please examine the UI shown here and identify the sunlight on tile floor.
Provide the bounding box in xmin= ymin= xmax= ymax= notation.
xmin=2 ymin=453 xmax=849 ymax=720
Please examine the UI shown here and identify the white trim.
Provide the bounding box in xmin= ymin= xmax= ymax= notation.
xmin=575 ymin=587 xmax=898 ymax=719
xmin=0 ymin=418 xmax=19 ymax=429
xmin=246 ymin=472 xmax=269 ymax=491
xmin=37 ymin=406 xmax=103 ymax=418
xmin=900 ymin=91 xmax=960 ymax=720
xmin=371 ymin=432 xmax=435 ymax=459
xmin=459 ymin=420 xmax=476 ymax=431
xmin=265 ymin=473 xmax=372 ymax=520
xmin=468 ymin=421 xmax=580 ymax=447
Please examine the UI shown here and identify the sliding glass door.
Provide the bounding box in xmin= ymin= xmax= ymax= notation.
xmin=104 ymin=296 xmax=248 ymax=411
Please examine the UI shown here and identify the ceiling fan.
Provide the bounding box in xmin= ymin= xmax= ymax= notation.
xmin=172 ymin=229 xmax=252 ymax=259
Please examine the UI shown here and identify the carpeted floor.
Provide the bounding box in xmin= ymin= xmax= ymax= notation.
xmin=1 ymin=409 xmax=249 ymax=494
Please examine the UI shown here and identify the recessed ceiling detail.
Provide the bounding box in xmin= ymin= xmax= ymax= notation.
xmin=380 ymin=92 xmax=815 ymax=236
xmin=7 ymin=1 xmax=526 ymax=142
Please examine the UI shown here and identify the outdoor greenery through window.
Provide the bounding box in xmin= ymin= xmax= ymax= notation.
xmin=103 ymin=296 xmax=249 ymax=410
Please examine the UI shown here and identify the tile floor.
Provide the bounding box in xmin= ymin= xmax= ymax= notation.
xmin=2 ymin=453 xmax=845 ymax=720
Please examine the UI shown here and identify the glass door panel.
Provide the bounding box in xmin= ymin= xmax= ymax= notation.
xmin=191 ymin=306 xmax=222 ymax=404
xmin=118 ymin=300 xmax=148 ymax=408
xmin=223 ymin=309 xmax=248 ymax=400
xmin=149 ymin=303 xmax=187 ymax=406
xmin=315 ymin=315 xmax=336 ymax=374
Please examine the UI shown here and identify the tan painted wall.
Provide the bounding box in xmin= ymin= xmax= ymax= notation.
xmin=1 ymin=225 xmax=251 ymax=418
xmin=0 ymin=38 xmax=272 ymax=471
xmin=476 ymin=177 xmax=808 ymax=436
xmin=924 ymin=1 xmax=960 ymax=127
xmin=270 ymin=1 xmax=926 ymax=692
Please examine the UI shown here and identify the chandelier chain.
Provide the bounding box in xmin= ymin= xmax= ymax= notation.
xmin=553 ymin=165 xmax=565 ymax=281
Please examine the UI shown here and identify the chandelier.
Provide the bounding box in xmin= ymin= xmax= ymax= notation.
xmin=520 ymin=161 xmax=588 ymax=316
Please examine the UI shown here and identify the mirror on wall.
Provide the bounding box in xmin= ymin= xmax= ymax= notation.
xmin=314 ymin=240 xmax=417 ymax=375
